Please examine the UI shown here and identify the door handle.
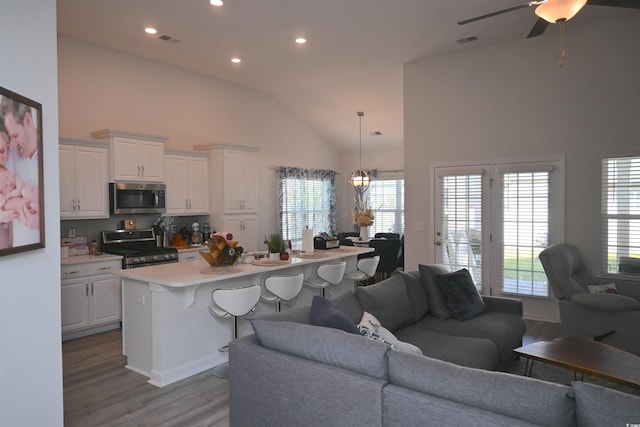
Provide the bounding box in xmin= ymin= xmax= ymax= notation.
xmin=435 ymin=241 xmax=442 ymax=246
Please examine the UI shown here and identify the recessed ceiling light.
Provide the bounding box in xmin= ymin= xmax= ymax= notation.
xmin=145 ymin=27 xmax=158 ymax=35
xmin=210 ymin=0 xmax=224 ymax=6
xmin=295 ymin=37 xmax=307 ymax=44
xmin=231 ymin=58 xmax=241 ymax=63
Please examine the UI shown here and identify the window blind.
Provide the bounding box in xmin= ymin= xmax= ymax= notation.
xmin=602 ymin=156 xmax=640 ymax=274
xmin=501 ymin=171 xmax=549 ymax=296
xmin=368 ymin=178 xmax=404 ymax=235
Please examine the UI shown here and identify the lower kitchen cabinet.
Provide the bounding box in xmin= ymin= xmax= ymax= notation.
xmin=61 ymin=259 xmax=122 ymax=340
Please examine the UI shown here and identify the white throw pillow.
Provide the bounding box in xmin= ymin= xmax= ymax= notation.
xmin=587 ymin=283 xmax=619 ymax=294
xmin=358 ymin=311 xmax=422 ymax=355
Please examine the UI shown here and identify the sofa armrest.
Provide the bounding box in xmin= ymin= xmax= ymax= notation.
xmin=482 ymin=295 xmax=523 ymax=317
xmin=570 ymin=293 xmax=640 ymax=312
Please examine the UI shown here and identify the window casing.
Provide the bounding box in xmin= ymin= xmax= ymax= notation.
xmin=277 ymin=168 xmax=336 ymax=248
xmin=368 ymin=175 xmax=404 ymax=236
xmin=602 ymin=156 xmax=640 ymax=275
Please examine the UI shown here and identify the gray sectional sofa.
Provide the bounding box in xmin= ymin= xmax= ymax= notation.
xmin=229 ymin=266 xmax=640 ymax=426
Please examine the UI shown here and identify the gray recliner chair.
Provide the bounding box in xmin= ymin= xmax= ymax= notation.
xmin=538 ymin=243 xmax=640 ymax=355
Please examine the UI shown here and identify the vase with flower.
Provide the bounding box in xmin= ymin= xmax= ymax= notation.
xmin=353 ymin=194 xmax=374 ymax=241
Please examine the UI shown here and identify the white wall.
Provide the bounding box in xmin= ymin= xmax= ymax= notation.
xmin=0 ymin=1 xmax=63 ymax=425
xmin=58 ymin=37 xmax=342 ymax=246
xmin=404 ymin=19 xmax=640 ymax=321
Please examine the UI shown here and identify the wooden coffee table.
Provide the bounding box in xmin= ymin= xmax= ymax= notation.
xmin=514 ymin=336 xmax=640 ymax=389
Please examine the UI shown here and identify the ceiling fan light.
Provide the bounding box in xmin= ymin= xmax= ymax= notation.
xmin=535 ymin=0 xmax=587 ymax=23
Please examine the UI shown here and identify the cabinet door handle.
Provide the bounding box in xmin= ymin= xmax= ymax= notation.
xmin=185 ymin=199 xmax=189 ymax=209
xmin=85 ymin=283 xmax=89 ymax=296
xmin=72 ymin=199 xmax=76 ymax=212
xmin=91 ymin=283 xmax=94 ymax=295
xmin=98 ymin=266 xmax=112 ymax=270
xmin=64 ymin=270 xmax=80 ymax=275
xmin=77 ymin=199 xmax=81 ymax=212
xmin=141 ymin=165 xmax=144 ymax=176
xmin=137 ymin=165 xmax=141 ymax=176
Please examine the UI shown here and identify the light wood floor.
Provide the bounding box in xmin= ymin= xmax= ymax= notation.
xmin=63 ymin=329 xmax=230 ymax=427
xmin=63 ymin=320 xmax=561 ymax=426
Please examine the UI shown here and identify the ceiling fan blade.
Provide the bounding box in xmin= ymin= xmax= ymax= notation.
xmin=587 ymin=0 xmax=640 ymax=9
xmin=527 ymin=18 xmax=549 ymax=38
xmin=458 ymin=3 xmax=532 ymax=25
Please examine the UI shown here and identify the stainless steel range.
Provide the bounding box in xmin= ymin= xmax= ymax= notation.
xmin=101 ymin=229 xmax=178 ymax=269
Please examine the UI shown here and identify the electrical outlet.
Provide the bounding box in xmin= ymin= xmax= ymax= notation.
xmin=171 ymin=225 xmax=176 ymax=233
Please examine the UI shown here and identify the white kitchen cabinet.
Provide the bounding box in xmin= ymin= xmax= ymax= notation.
xmin=165 ymin=151 xmax=209 ymax=215
xmin=220 ymin=149 xmax=258 ymax=214
xmin=177 ymin=247 xmax=203 ymax=262
xmin=223 ymin=215 xmax=258 ymax=252
xmin=91 ymin=129 xmax=167 ymax=182
xmin=59 ymin=138 xmax=109 ymax=219
xmin=61 ymin=258 xmax=122 ymax=340
xmin=194 ymin=143 xmax=260 ymax=252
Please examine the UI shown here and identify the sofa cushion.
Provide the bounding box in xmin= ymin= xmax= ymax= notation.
xmin=435 ymin=269 xmax=488 ymax=320
xmin=387 ymin=351 xmax=576 ymax=427
xmin=355 ymin=274 xmax=415 ymax=332
xmin=399 ymin=270 xmax=429 ymax=320
xmin=309 ymin=296 xmax=359 ymax=334
xmin=572 ymin=381 xmax=640 ymax=427
xmin=393 ymin=324 xmax=499 ymax=370
xmin=416 ymin=312 xmax=526 ymax=362
xmin=358 ymin=311 xmax=422 ymax=355
xmin=419 ymin=264 xmax=452 ymax=320
xmin=250 ymin=319 xmax=389 ymax=379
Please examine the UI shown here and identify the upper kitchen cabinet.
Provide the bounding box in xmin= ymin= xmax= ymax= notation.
xmin=59 ymin=137 xmax=109 ymax=219
xmin=197 ymin=144 xmax=259 ymax=214
xmin=164 ymin=151 xmax=209 ymax=215
xmin=91 ymin=129 xmax=167 ymax=182
xmin=194 ymin=143 xmax=260 ymax=249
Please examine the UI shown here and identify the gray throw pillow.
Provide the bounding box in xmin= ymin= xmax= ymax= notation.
xmin=355 ymin=274 xmax=415 ymax=331
xmin=435 ymin=268 xmax=487 ymax=320
xmin=418 ymin=264 xmax=452 ymax=320
xmin=309 ymin=296 xmax=359 ymax=334
xmin=399 ymin=270 xmax=429 ymax=321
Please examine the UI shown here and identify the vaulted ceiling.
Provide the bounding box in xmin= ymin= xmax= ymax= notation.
xmin=57 ymin=0 xmax=639 ymax=151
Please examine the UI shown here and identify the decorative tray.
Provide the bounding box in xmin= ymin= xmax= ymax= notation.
xmin=252 ymin=259 xmax=290 ymax=267
xmin=294 ymin=252 xmax=327 ymax=259
xmin=200 ymin=266 xmax=243 ymax=275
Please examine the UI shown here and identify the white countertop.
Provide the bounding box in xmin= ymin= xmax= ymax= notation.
xmin=116 ymin=246 xmax=372 ymax=287
xmin=61 ymin=253 xmax=123 ymax=265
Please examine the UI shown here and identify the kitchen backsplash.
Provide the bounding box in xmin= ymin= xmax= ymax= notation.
xmin=61 ymin=214 xmax=211 ymax=247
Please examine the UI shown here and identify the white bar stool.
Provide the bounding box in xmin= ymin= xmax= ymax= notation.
xmin=345 ymin=255 xmax=380 ymax=288
xmin=208 ymin=284 xmax=261 ymax=378
xmin=303 ymin=261 xmax=347 ymax=298
xmin=260 ymin=273 xmax=305 ymax=312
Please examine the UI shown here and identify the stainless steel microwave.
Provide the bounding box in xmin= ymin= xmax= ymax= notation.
xmin=109 ymin=182 xmax=166 ymax=215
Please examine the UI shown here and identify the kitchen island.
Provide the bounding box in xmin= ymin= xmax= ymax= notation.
xmin=116 ymin=246 xmax=373 ymax=387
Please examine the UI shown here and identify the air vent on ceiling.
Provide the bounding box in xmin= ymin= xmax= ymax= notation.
xmin=158 ymin=35 xmax=180 ymax=43
xmin=457 ymin=36 xmax=478 ymax=44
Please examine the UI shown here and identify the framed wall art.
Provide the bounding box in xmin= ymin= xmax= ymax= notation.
xmin=0 ymin=86 xmax=45 ymax=256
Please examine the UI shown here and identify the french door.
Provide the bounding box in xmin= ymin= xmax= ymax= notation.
xmin=434 ymin=158 xmax=564 ymax=297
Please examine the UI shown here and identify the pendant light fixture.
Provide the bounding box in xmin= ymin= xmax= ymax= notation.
xmin=350 ymin=111 xmax=370 ymax=193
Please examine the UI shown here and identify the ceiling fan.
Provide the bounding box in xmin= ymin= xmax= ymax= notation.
xmin=458 ymin=0 xmax=640 ymax=39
